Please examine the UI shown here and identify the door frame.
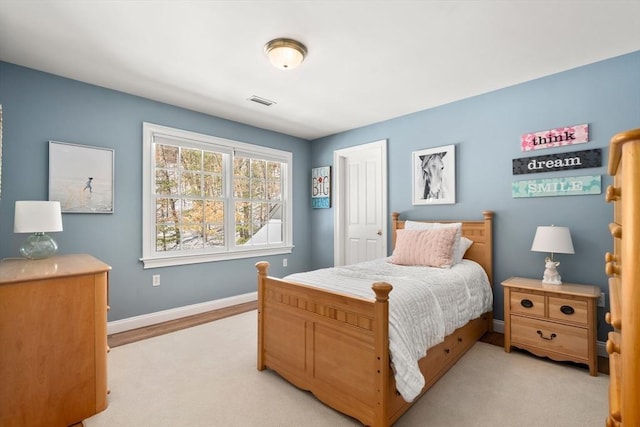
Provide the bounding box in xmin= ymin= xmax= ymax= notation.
xmin=333 ymin=139 xmax=388 ymax=266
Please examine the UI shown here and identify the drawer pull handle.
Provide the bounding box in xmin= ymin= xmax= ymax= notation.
xmin=605 ymin=261 xmax=621 ymax=276
xmin=444 ymin=348 xmax=450 ymax=354
xmin=520 ymin=299 xmax=534 ymax=308
xmin=609 ymin=223 xmax=622 ymax=239
xmin=606 ymin=339 xmax=620 ymax=354
xmin=605 ymin=185 xmax=621 ymax=202
xmin=537 ymin=330 xmax=557 ymax=341
xmin=560 ymin=305 xmax=575 ymax=315
xmin=605 ymin=252 xmax=619 ymax=263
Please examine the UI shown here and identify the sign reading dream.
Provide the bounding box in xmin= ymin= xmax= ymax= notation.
xmin=512 ymin=149 xmax=602 ymax=175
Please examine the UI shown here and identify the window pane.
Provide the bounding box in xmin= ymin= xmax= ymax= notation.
xmin=267 ymin=161 xmax=281 ymax=179
xmin=251 ymin=202 xmax=267 ymax=234
xmin=156 ymin=145 xmax=178 ymax=169
xmin=235 ymin=201 xmax=251 ymax=245
xmin=156 ymin=170 xmax=179 ymax=195
xmin=203 ymin=174 xmax=223 ymax=197
xmin=234 ymin=177 xmax=250 ymax=199
xmin=234 ymin=157 xmax=250 ymax=177
xmin=205 ymin=200 xmax=224 ymax=248
xmin=182 ymin=199 xmax=203 ymax=223
xmin=268 ymin=203 xmax=283 ymax=243
xmin=156 ymin=197 xmax=180 ymax=223
xmin=156 ymin=223 xmax=179 ymax=251
xmin=181 ymin=148 xmax=202 ymax=171
xmin=205 ymin=200 xmax=224 ymax=223
xmin=251 ymin=159 xmax=266 ymax=179
xmin=180 ymin=224 xmax=203 ymax=249
xmin=203 ymin=151 xmax=222 ymax=173
xmin=250 ymin=177 xmax=265 ymax=199
xmin=267 ymin=179 xmax=281 ymax=201
xmin=205 ymin=224 xmax=224 ymax=247
xmin=181 ymin=171 xmax=202 ymax=196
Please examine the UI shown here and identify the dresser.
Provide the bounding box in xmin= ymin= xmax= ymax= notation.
xmin=0 ymin=254 xmax=111 ymax=427
xmin=502 ymin=276 xmax=599 ymax=376
xmin=605 ymin=128 xmax=640 ymax=426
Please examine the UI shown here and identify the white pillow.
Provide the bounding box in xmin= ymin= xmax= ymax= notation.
xmin=455 ymin=236 xmax=474 ymax=264
xmin=404 ymin=220 xmax=463 ymax=264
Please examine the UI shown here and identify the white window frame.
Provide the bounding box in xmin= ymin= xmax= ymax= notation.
xmin=141 ymin=122 xmax=293 ymax=269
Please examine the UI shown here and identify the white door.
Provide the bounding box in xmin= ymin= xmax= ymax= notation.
xmin=334 ymin=140 xmax=387 ymax=266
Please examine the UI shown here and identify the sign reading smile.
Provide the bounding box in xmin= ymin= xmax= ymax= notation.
xmin=512 ymin=175 xmax=601 ymax=198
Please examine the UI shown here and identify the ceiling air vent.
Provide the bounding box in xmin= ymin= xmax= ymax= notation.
xmin=247 ymin=95 xmax=276 ymax=106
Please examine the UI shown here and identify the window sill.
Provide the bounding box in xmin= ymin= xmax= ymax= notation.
xmin=140 ymin=246 xmax=294 ymax=269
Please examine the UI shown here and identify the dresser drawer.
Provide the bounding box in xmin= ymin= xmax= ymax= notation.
xmin=510 ymin=316 xmax=588 ymax=360
xmin=510 ymin=291 xmax=545 ymax=317
xmin=548 ymin=296 xmax=588 ymax=325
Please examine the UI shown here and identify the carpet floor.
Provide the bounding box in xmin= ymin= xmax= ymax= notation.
xmin=85 ymin=310 xmax=609 ymax=427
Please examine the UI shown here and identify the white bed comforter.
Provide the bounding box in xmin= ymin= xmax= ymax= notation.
xmin=284 ymin=258 xmax=493 ymax=402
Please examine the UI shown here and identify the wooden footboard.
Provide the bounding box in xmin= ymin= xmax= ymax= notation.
xmin=256 ymin=211 xmax=494 ymax=426
xmin=256 ymin=261 xmax=392 ymax=426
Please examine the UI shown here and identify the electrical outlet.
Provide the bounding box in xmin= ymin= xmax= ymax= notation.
xmin=152 ymin=274 xmax=161 ymax=287
xmin=598 ymin=292 xmax=605 ymax=307
xmin=283 ymin=258 xmax=288 ymax=267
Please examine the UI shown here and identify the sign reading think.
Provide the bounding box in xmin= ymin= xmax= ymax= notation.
xmin=512 ymin=149 xmax=602 ymax=175
xmin=512 ymin=175 xmax=601 ymax=198
xmin=521 ymin=124 xmax=589 ymax=151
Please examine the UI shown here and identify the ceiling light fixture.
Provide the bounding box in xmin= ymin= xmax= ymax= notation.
xmin=264 ymin=38 xmax=307 ymax=70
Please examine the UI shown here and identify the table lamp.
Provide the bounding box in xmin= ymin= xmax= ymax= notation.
xmin=14 ymin=201 xmax=63 ymax=259
xmin=531 ymin=225 xmax=574 ymax=285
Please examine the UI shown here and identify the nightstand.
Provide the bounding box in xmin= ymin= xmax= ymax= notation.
xmin=502 ymin=276 xmax=600 ymax=376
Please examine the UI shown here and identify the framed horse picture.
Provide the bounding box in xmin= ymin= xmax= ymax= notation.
xmin=412 ymin=144 xmax=456 ymax=205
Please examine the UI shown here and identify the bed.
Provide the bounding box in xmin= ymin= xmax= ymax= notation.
xmin=255 ymin=211 xmax=494 ymax=426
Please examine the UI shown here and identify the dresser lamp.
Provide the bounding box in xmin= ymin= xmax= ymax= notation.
xmin=14 ymin=201 xmax=63 ymax=259
xmin=531 ymin=225 xmax=574 ymax=285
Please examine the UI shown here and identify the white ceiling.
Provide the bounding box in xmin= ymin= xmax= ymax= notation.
xmin=1 ymin=1 xmax=639 ymax=140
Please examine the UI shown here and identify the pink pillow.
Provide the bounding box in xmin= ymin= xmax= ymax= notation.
xmin=390 ymin=227 xmax=458 ymax=268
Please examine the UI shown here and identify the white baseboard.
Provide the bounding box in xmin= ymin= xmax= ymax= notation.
xmin=492 ymin=318 xmax=608 ymax=359
xmin=107 ymin=292 xmax=257 ymax=335
xmin=493 ymin=318 xmax=505 ymax=334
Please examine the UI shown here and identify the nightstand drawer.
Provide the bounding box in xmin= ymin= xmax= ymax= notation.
xmin=510 ymin=291 xmax=545 ymax=317
xmin=548 ymin=296 xmax=588 ymax=324
xmin=511 ymin=316 xmax=588 ymax=360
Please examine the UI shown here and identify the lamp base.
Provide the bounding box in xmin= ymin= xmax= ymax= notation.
xmin=20 ymin=232 xmax=59 ymax=259
xmin=542 ymin=257 xmax=562 ymax=285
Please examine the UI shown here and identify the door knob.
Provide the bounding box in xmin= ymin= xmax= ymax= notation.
xmin=377 ymin=230 xmax=382 ymax=236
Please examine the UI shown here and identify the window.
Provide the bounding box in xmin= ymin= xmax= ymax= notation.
xmin=141 ymin=123 xmax=293 ymax=268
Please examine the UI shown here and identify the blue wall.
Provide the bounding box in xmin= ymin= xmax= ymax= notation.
xmin=310 ymin=51 xmax=640 ymax=341
xmin=1 ymin=51 xmax=638 ymax=342
xmin=0 ymin=62 xmax=312 ymax=322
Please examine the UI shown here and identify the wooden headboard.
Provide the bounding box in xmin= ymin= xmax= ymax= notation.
xmin=391 ymin=211 xmax=494 ymax=285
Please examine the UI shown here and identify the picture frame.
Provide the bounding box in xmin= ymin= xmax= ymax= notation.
xmin=311 ymin=166 xmax=331 ymax=208
xmin=49 ymin=141 xmax=114 ymax=213
xmin=412 ymin=144 xmax=456 ymax=205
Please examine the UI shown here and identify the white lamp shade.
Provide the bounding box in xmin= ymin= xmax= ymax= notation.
xmin=531 ymin=225 xmax=574 ymax=254
xmin=14 ymin=201 xmax=63 ymax=233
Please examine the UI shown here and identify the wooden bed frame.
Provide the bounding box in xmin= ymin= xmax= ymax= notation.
xmin=255 ymin=211 xmax=494 ymax=426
